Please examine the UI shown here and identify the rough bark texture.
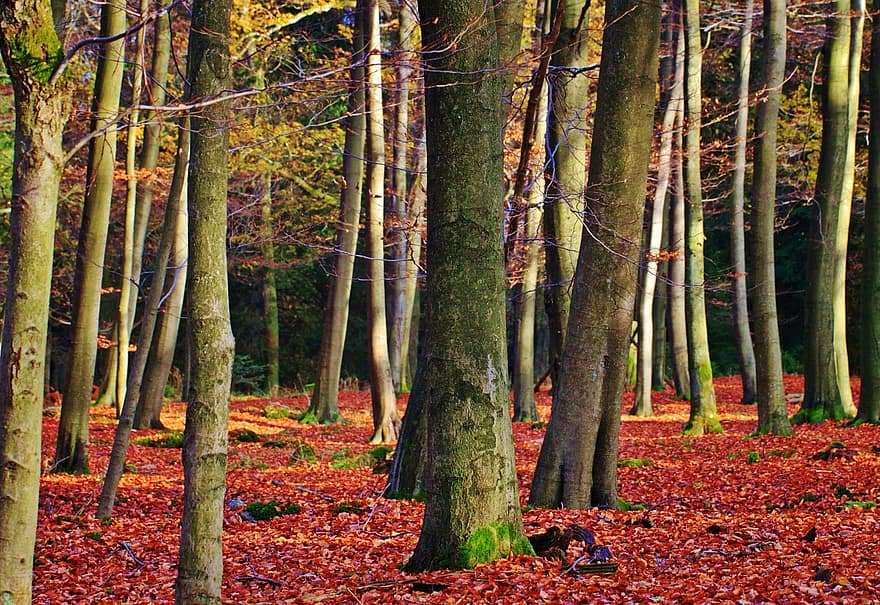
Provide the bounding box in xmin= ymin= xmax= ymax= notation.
xmin=56 ymin=0 xmax=127 ymax=474
xmin=0 ymin=2 xmax=67 ymax=598
xmin=543 ymin=0 xmax=591 ymax=392
xmin=682 ymin=0 xmax=721 ymax=435
xmin=750 ymin=0 xmax=792 ymax=435
xmin=261 ymin=173 xmax=280 ymax=396
xmin=306 ymin=6 xmax=366 ymax=424
xmin=730 ymin=0 xmax=758 ymax=405
xmin=407 ymin=0 xmax=531 ymax=570
xmin=364 ymin=0 xmax=400 ymax=443
xmin=798 ymin=0 xmax=857 ymax=423
xmin=529 ymin=0 xmax=661 ymax=509
xmin=174 ymin=0 xmax=234 ymax=600
xmin=860 ymin=0 xmax=880 ymax=424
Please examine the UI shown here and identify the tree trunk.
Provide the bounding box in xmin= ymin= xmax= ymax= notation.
xmin=97 ymin=123 xmax=189 ymax=518
xmin=529 ymin=0 xmax=661 ymax=509
xmin=261 ymin=172 xmax=280 ymax=396
xmin=632 ymin=28 xmax=684 ymax=417
xmin=56 ymin=0 xmax=127 ymax=474
xmin=406 ymin=0 xmax=532 ymax=570
xmin=730 ymin=0 xmax=758 ymax=405
xmin=0 ymin=4 xmax=67 ymax=598
xmin=543 ymin=0 xmax=591 ymax=393
xmin=859 ymin=0 xmax=880 ymax=423
xmin=306 ymin=5 xmax=366 ymax=424
xmin=364 ymin=0 xmax=400 ymax=444
xmin=750 ymin=0 xmax=793 ymax=435
xmin=134 ymin=124 xmax=190 ymax=430
xmin=797 ymin=0 xmax=858 ymax=422
xmin=682 ymin=0 xmax=721 ymax=435
xmin=174 ymin=0 xmax=234 ymax=599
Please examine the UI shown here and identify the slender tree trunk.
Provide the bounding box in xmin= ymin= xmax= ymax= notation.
xmin=56 ymin=0 xmax=127 ymax=473
xmin=98 ymin=124 xmax=189 ymax=518
xmin=134 ymin=124 xmax=190 ymax=429
xmin=750 ymin=0 xmax=793 ymax=435
xmin=406 ymin=0 xmax=532 ymax=570
xmin=682 ymin=0 xmax=721 ymax=435
xmin=798 ymin=0 xmax=858 ymax=422
xmin=306 ymin=6 xmax=366 ymax=424
xmin=633 ymin=29 xmax=684 ymax=416
xmin=364 ymin=0 xmax=400 ymax=443
xmin=529 ymin=0 xmax=661 ymax=509
xmin=0 ymin=4 xmax=67 ymax=598
xmin=543 ymin=0 xmax=591 ymax=393
xmin=730 ymin=0 xmax=758 ymax=404
xmin=859 ymin=0 xmax=880 ymax=423
xmin=174 ymin=0 xmax=234 ymax=599
xmin=261 ymin=172 xmax=280 ymax=396
xmin=652 ymin=221 xmax=669 ymax=390
xmin=667 ymin=33 xmax=691 ymax=401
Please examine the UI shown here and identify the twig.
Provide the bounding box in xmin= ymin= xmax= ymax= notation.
xmin=235 ymin=555 xmax=283 ymax=587
xmin=560 ymin=553 xmax=589 ymax=576
xmin=120 ymin=542 xmax=145 ymax=568
xmin=295 ymin=486 xmax=335 ymax=501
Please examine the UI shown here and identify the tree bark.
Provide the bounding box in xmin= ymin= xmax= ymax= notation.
xmin=406 ymin=0 xmax=531 ymax=570
xmin=797 ymin=0 xmax=858 ymax=422
xmin=56 ymin=0 xmax=127 ymax=473
xmin=730 ymin=0 xmax=758 ymax=405
xmin=306 ymin=4 xmax=366 ymax=424
xmin=750 ymin=0 xmax=793 ymax=435
xmin=859 ymin=0 xmax=880 ymax=423
xmin=174 ymin=0 xmax=234 ymax=599
xmin=682 ymin=0 xmax=721 ymax=435
xmin=261 ymin=172 xmax=280 ymax=396
xmin=529 ymin=0 xmax=661 ymax=509
xmin=0 ymin=3 xmax=68 ymax=598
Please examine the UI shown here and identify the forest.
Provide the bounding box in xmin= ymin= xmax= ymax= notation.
xmin=0 ymin=0 xmax=878 ymax=602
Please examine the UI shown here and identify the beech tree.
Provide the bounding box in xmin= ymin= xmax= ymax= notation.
xmin=529 ymin=0 xmax=661 ymax=509
xmin=174 ymin=0 xmax=235 ymax=600
xmin=0 ymin=0 xmax=69 ymax=598
xmin=406 ymin=0 xmax=532 ymax=570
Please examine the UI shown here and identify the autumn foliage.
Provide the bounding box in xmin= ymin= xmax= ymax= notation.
xmin=35 ymin=376 xmax=879 ymax=603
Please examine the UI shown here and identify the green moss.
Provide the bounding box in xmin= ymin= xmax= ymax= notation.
xmin=133 ymin=431 xmax=184 ymax=448
xmin=8 ymin=25 xmax=64 ymax=85
xmin=617 ymin=498 xmax=647 ymax=512
xmin=264 ymin=403 xmax=293 ymax=419
xmin=618 ymin=457 xmax=653 ymax=468
xmin=457 ymin=522 xmax=534 ymax=568
xmin=245 ymin=500 xmax=301 ymax=521
xmin=746 ymin=451 xmax=760 ymax=464
xmin=683 ymin=415 xmax=723 ymax=436
xmin=233 ymin=428 xmax=260 ymax=443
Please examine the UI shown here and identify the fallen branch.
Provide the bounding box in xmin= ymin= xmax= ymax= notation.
xmin=295 ymin=486 xmax=335 ymax=501
xmin=120 ymin=542 xmax=145 ymax=568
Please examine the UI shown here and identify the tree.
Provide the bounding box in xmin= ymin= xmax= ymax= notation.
xmin=55 ymin=0 xmax=127 ymax=474
xmin=542 ymin=0 xmax=591 ymax=391
xmin=364 ymin=0 xmax=400 ymax=443
xmin=682 ymin=0 xmax=721 ymax=435
xmin=859 ymin=0 xmax=880 ymax=424
xmin=749 ymin=0 xmax=793 ymax=435
xmin=528 ymin=0 xmax=661 ymax=508
xmin=406 ymin=0 xmax=532 ymax=570
xmin=260 ymin=173 xmax=280 ymax=396
xmin=304 ymin=3 xmax=367 ymax=424
xmin=0 ymin=0 xmax=68 ymax=598
xmin=173 ymin=0 xmax=235 ymax=600
xmin=797 ymin=0 xmax=859 ymax=423
xmin=729 ymin=0 xmax=758 ymax=405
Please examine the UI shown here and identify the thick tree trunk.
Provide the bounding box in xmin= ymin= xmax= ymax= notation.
xmin=798 ymin=0 xmax=858 ymax=422
xmin=682 ymin=0 xmax=721 ymax=435
xmin=750 ymin=0 xmax=793 ymax=435
xmin=174 ymin=0 xmax=235 ymax=600
xmin=56 ymin=0 xmax=127 ymax=473
xmin=730 ymin=0 xmax=758 ymax=405
xmin=529 ymin=0 xmax=661 ymax=509
xmin=306 ymin=6 xmax=366 ymax=424
xmin=0 ymin=4 xmax=67 ymax=598
xmin=542 ymin=0 xmax=591 ymax=393
xmin=364 ymin=0 xmax=400 ymax=443
xmin=860 ymin=0 xmax=880 ymax=423
xmin=407 ymin=0 xmax=531 ymax=570
xmin=632 ymin=29 xmax=684 ymax=417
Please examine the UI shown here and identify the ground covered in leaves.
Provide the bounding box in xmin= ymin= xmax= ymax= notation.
xmin=35 ymin=376 xmax=880 ymax=603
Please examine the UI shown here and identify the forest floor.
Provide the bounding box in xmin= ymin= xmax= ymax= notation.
xmin=34 ymin=375 xmax=880 ymax=604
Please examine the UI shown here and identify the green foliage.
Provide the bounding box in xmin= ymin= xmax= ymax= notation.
xmin=618 ymin=458 xmax=653 ymax=468
xmin=746 ymin=451 xmax=760 ymax=464
xmin=834 ymin=484 xmax=853 ymax=498
xmin=233 ymin=428 xmax=261 ymax=443
xmin=85 ymin=532 xmax=103 ymax=541
xmin=839 ymin=501 xmax=877 ymax=511
xmin=287 ymin=440 xmax=317 ymax=464
xmin=232 ymin=354 xmax=267 ymax=394
xmin=617 ymin=498 xmax=647 ymax=512
xmin=245 ymin=500 xmax=301 ymax=521
xmin=329 ymin=446 xmax=392 ymax=470
xmin=330 ymin=501 xmax=363 ymax=514
xmin=133 ymin=431 xmax=184 ymax=448
xmin=233 ymin=456 xmax=269 ymax=470
xmin=263 ymin=403 xmax=293 ymax=419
